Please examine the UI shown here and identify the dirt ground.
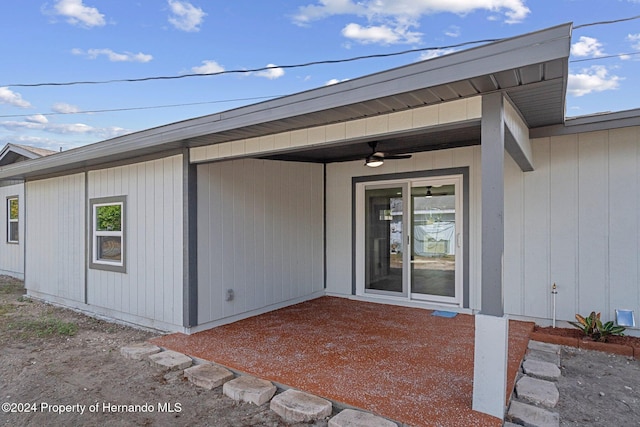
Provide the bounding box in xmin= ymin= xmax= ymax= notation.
xmin=1 ymin=276 xmax=638 ymax=426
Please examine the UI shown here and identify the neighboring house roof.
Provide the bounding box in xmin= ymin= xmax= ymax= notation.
xmin=0 ymin=143 xmax=57 ymax=167
xmin=0 ymin=22 xmax=618 ymax=181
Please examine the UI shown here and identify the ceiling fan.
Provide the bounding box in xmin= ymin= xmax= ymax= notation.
xmin=364 ymin=141 xmax=412 ymax=167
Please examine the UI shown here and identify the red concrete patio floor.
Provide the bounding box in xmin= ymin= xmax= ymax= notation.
xmin=151 ymin=297 xmax=534 ymax=427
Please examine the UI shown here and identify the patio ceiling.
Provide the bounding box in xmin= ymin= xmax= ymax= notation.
xmin=0 ymin=23 xmax=571 ymax=180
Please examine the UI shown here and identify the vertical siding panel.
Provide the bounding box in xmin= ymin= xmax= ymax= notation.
xmin=549 ymin=135 xmax=579 ymax=321
xmin=504 ymin=153 xmax=524 ymax=316
xmin=523 ymin=139 xmax=551 ymax=318
xmin=232 ymin=161 xmax=246 ymax=315
xmin=162 ymin=158 xmax=174 ymax=323
xmin=264 ymin=161 xmax=276 ymax=305
xmin=578 ymin=131 xmax=609 ymax=315
xmin=253 ymin=160 xmax=266 ymax=309
xmin=221 ymin=161 xmax=236 ymax=318
xmin=608 ymin=128 xmax=639 ymax=320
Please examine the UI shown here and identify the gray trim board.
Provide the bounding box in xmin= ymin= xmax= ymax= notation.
xmin=183 ymin=149 xmax=198 ymax=327
xmin=480 ymin=93 xmax=505 ymax=316
xmin=351 ymin=167 xmax=470 ymax=307
xmin=531 ymin=108 xmax=640 ymax=138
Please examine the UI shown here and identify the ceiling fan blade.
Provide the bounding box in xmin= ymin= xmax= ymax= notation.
xmin=385 ymin=154 xmax=412 ymax=160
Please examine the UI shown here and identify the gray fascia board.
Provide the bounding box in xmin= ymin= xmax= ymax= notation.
xmin=530 ymin=107 xmax=640 ymax=138
xmin=0 ymin=23 xmax=572 ymax=181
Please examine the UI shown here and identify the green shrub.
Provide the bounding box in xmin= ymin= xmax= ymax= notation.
xmin=569 ymin=311 xmax=625 ymax=342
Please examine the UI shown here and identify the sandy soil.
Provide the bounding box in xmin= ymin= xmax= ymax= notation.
xmin=0 ymin=277 xmax=327 ymax=427
xmin=1 ymin=276 xmax=639 ymax=426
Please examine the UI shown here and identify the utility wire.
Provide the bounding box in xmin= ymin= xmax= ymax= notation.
xmin=574 ymin=14 xmax=640 ymax=29
xmin=570 ymin=51 xmax=640 ymax=63
xmin=4 ymin=39 xmax=499 ymax=88
xmin=0 ymin=96 xmax=283 ymax=119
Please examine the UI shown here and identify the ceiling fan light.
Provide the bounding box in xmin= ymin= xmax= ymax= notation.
xmin=365 ymin=155 xmax=384 ymax=167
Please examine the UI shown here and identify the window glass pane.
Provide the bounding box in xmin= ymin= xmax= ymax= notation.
xmin=96 ymin=204 xmax=122 ymax=231
xmin=97 ymin=236 xmax=122 ymax=261
xmin=9 ymin=199 xmax=18 ymax=220
xmin=9 ymin=222 xmax=18 ymax=242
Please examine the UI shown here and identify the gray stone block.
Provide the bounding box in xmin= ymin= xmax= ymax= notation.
xmin=120 ymin=343 xmax=161 ymax=360
xmin=329 ymin=409 xmax=397 ymax=427
xmin=525 ymin=349 xmax=560 ymax=367
xmin=184 ymin=364 xmax=234 ymax=390
xmin=223 ymin=376 xmax=276 ymax=406
xmin=528 ymin=340 xmax=561 ymax=354
xmin=148 ymin=350 xmax=192 ymax=371
xmin=516 ymin=376 xmax=560 ymax=408
xmin=270 ymin=389 xmax=332 ymax=423
xmin=523 ymin=359 xmax=561 ymax=381
xmin=508 ymin=401 xmax=559 ymax=427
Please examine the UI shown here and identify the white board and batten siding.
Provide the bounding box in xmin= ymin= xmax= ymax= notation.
xmin=26 ymin=173 xmax=86 ymax=303
xmin=504 ymin=127 xmax=640 ymax=325
xmin=86 ymin=155 xmax=184 ymax=330
xmin=196 ymin=159 xmax=324 ymax=328
xmin=25 ymin=156 xmax=184 ymax=332
xmin=0 ymin=182 xmax=25 ymax=279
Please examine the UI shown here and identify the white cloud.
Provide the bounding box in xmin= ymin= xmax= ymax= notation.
xmin=52 ymin=0 xmax=105 ymax=28
xmin=325 ymin=78 xmax=350 ymax=85
xmin=72 ymin=48 xmax=153 ymax=63
xmin=419 ymin=48 xmax=457 ymax=60
xmin=52 ymin=102 xmax=80 ymax=114
xmin=0 ymin=87 xmax=32 ymax=108
xmin=191 ymin=60 xmax=225 ymax=74
xmin=567 ymin=66 xmax=622 ymax=97
xmin=444 ymin=25 xmax=461 ymax=38
xmin=571 ymin=36 xmax=605 ymax=57
xmin=25 ymin=115 xmax=49 ymax=124
xmin=253 ymin=64 xmax=285 ymax=80
xmin=0 ymin=119 xmax=130 ymax=139
xmin=293 ymin=0 xmax=530 ymax=30
xmin=628 ymin=33 xmax=640 ymax=50
xmin=168 ymin=0 xmax=206 ymax=32
xmin=341 ymin=23 xmax=421 ymax=45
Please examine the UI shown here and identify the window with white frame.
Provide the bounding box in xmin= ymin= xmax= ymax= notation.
xmin=7 ymin=197 xmax=18 ymax=243
xmin=90 ymin=196 xmax=126 ymax=272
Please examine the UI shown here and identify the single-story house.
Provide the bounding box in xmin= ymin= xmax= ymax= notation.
xmin=0 ymin=22 xmax=638 ymax=418
xmin=0 ymin=143 xmax=56 ymax=279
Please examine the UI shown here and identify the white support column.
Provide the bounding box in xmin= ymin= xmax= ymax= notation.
xmin=473 ymin=92 xmax=509 ymax=421
xmin=472 ymin=314 xmax=509 ymax=419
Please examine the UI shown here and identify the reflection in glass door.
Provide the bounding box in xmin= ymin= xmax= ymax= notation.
xmin=358 ymin=175 xmax=462 ymax=305
xmin=364 ymin=186 xmax=406 ymax=295
xmin=410 ymin=183 xmax=457 ymax=301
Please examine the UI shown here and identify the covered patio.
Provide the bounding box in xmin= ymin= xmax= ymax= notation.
xmin=152 ymin=296 xmax=534 ymax=426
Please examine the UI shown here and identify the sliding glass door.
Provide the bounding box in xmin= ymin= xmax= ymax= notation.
xmin=357 ymin=175 xmax=463 ymax=305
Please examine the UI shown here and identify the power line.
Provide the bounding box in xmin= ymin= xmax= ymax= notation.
xmin=570 ymin=51 xmax=640 ymax=63
xmin=574 ymin=14 xmax=640 ymax=29
xmin=4 ymin=15 xmax=640 ymax=89
xmin=4 ymin=39 xmax=499 ymax=88
xmin=0 ymin=95 xmax=283 ymax=119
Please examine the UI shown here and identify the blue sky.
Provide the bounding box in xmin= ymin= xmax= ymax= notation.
xmin=1 ymin=0 xmax=639 ymax=151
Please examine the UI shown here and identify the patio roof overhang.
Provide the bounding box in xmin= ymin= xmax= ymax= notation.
xmin=0 ymin=23 xmax=571 ymax=180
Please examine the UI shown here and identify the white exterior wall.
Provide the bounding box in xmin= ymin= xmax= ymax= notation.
xmin=196 ymin=159 xmax=324 ymax=328
xmin=325 ymin=146 xmax=483 ymax=310
xmin=86 ymin=155 xmax=184 ymax=330
xmin=504 ymin=127 xmax=640 ymax=325
xmin=0 ymin=182 xmax=24 ymax=279
xmin=26 ymin=174 xmax=86 ymax=302
xmin=25 ymin=156 xmax=184 ymax=332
